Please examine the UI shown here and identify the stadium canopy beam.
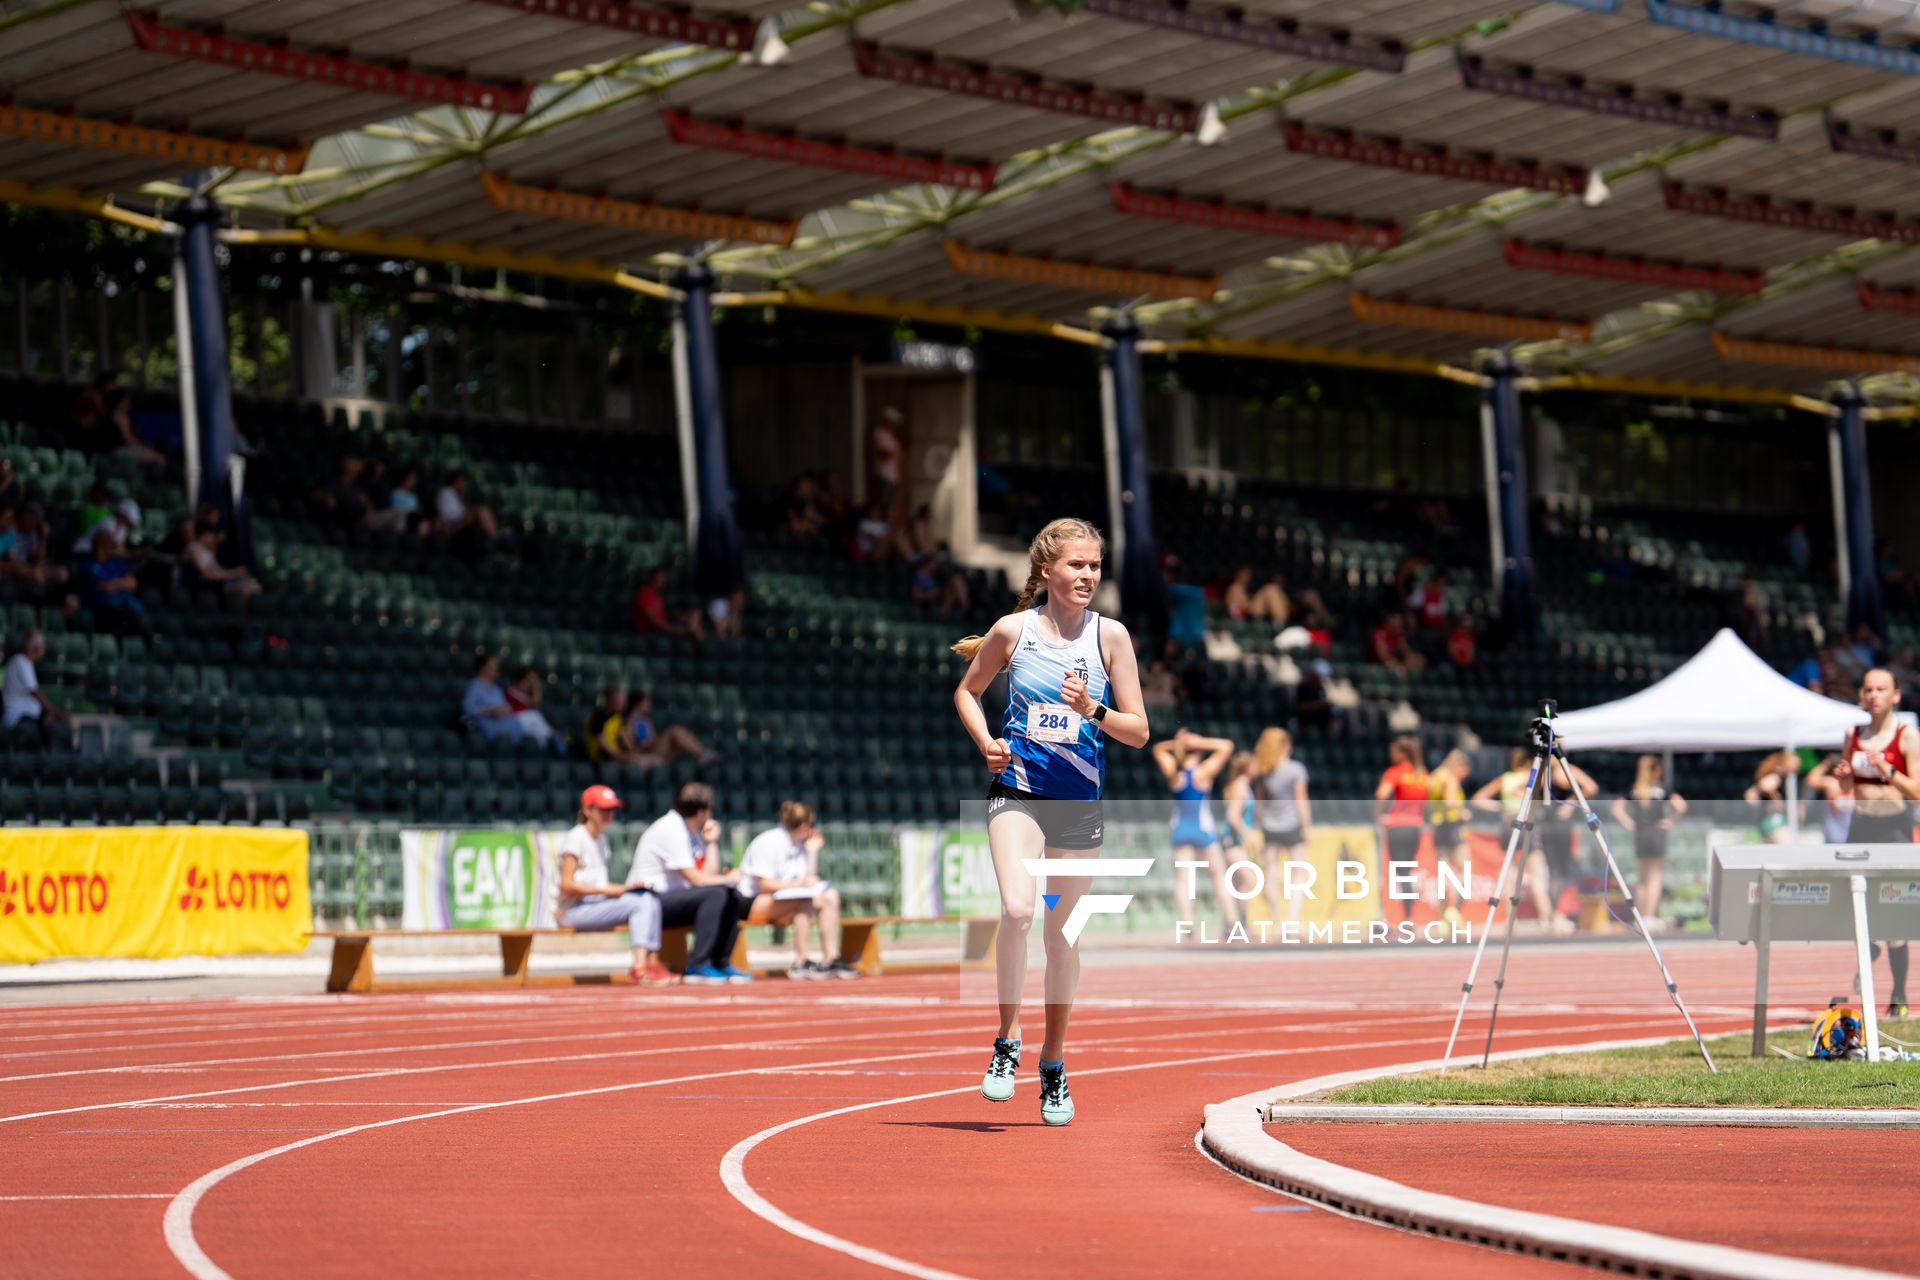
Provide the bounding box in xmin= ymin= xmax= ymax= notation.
xmin=671 ymin=263 xmax=743 ymax=601
xmin=1831 ymin=387 xmax=1886 ymax=640
xmin=696 ymin=7 xmax=1537 ymax=285
xmin=1530 ymin=238 xmax=1914 ymax=375
xmin=1099 ymin=313 xmax=1166 ymax=630
xmin=1480 ymin=350 xmax=1539 ymax=640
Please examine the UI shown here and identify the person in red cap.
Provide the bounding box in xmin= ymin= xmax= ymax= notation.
xmin=557 ymin=785 xmax=676 ymax=987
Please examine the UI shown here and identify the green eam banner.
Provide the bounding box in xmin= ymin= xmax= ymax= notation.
xmin=400 ymin=829 xmax=561 ymax=930
xmin=938 ymin=829 xmax=1002 ymax=918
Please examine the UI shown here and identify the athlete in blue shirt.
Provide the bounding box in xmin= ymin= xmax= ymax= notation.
xmin=952 ymin=518 xmax=1148 ymax=1126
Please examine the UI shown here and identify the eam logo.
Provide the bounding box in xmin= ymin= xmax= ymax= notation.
xmin=1019 ymin=858 xmax=1153 ymax=945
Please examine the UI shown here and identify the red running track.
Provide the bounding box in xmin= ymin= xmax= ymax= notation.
xmin=0 ymin=939 xmax=1867 ymax=1279
xmin=1282 ymin=1123 xmax=1920 ymax=1276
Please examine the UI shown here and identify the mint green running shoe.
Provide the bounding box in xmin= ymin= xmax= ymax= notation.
xmin=1038 ymin=1061 xmax=1073 ymax=1127
xmin=981 ymin=1036 xmax=1020 ymax=1102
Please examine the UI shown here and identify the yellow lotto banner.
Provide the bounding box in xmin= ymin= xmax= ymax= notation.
xmin=0 ymin=827 xmax=310 ymax=964
xmin=1240 ymin=823 xmax=1383 ymax=929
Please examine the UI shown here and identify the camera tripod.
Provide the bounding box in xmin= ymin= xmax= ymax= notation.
xmin=1442 ymin=703 xmax=1718 ymax=1073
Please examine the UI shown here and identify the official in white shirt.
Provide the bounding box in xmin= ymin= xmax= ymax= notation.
xmin=627 ymin=782 xmax=752 ymax=984
xmin=739 ymin=802 xmax=858 ymax=980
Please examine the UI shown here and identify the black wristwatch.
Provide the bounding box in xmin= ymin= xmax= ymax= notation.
xmin=1092 ymin=704 xmax=1109 ymax=723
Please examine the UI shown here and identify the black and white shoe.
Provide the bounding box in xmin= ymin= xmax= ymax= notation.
xmin=787 ymin=960 xmax=825 ymax=981
xmin=823 ymin=958 xmax=862 ymax=980
xmin=981 ymin=1037 xmax=1020 ymax=1102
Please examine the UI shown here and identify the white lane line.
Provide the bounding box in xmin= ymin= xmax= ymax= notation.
xmin=154 ymin=1018 xmax=1605 ymax=1280
xmin=0 ymin=1003 xmax=1282 ymax=1125
xmin=158 ymin=1044 xmax=1066 ymax=1280
xmin=715 ymin=1014 xmax=1710 ymax=1280
xmin=0 ymin=1005 xmax=997 ymax=1084
xmin=0 ymin=1193 xmax=174 ymax=1201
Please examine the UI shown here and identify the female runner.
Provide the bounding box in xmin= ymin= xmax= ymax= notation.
xmin=1610 ymin=755 xmax=1685 ymax=925
xmin=1427 ymin=749 xmax=1473 ymax=927
xmin=1835 ymin=668 xmax=1918 ymax=1015
xmin=1252 ymin=727 xmax=1311 ymax=925
xmin=1374 ymin=737 xmax=1428 ymax=923
xmin=953 ymin=518 xmax=1149 ymax=1126
xmin=1154 ymin=728 xmax=1237 ymax=932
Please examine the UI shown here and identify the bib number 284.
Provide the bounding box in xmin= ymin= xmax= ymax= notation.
xmin=1026 ymin=703 xmax=1081 ymax=744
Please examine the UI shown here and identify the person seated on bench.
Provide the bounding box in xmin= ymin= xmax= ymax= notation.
xmin=557 ymin=785 xmax=677 ymax=988
xmin=739 ymin=801 xmax=859 ymax=981
xmin=627 ymin=781 xmax=753 ymax=986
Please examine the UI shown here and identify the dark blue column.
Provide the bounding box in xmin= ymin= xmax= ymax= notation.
xmin=1102 ymin=315 xmax=1165 ymax=632
xmin=671 ymin=265 xmax=742 ymax=600
xmin=177 ymin=195 xmax=236 ymax=523
xmin=1833 ymin=388 xmax=1885 ymax=639
xmin=1482 ymin=353 xmax=1539 ymax=639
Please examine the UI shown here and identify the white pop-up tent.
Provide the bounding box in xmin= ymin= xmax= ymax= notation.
xmin=1552 ymin=629 xmax=1869 ymax=836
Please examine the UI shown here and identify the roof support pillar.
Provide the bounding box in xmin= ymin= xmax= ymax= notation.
xmin=1830 ymin=386 xmax=1884 ymax=640
xmin=178 ymin=194 xmax=249 ymax=562
xmin=1480 ymin=351 xmax=1539 ymax=640
xmin=670 ymin=264 xmax=742 ymax=601
xmin=1099 ymin=315 xmax=1166 ymax=636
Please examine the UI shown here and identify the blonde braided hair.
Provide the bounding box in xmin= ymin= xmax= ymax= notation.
xmin=952 ymin=517 xmax=1105 ymax=662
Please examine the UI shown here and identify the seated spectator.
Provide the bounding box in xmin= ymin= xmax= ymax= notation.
xmin=706 ymin=582 xmax=746 ymax=642
xmin=785 ymin=474 xmax=825 ymax=538
xmin=585 ymin=686 xmax=638 ymax=765
xmin=313 ymin=456 xmax=372 ymax=531
xmin=1445 ymin=618 xmax=1477 ymax=672
xmin=73 ymin=483 xmax=114 ymax=545
xmin=3 ymin=630 xmax=71 ymax=745
xmin=630 ymin=565 xmax=703 ymax=640
xmin=1368 ymin=612 xmax=1424 ymax=677
xmin=3 ymin=503 xmax=71 ymax=596
xmin=852 ymin=502 xmax=893 ymax=561
xmin=71 ymin=498 xmax=144 ymax=561
xmin=1408 ymin=571 xmax=1450 ymax=631
xmin=503 ymin=664 xmax=564 ymax=753
xmin=78 ymin=528 xmax=149 ymax=639
xmin=1735 ymin=575 xmax=1768 ymax=648
xmin=461 ymin=653 xmax=521 ymax=743
xmin=1876 ymin=537 xmax=1915 ymax=605
xmin=1142 ymin=639 xmax=1188 ymax=718
xmin=371 ymin=465 xmax=424 ymax=534
xmin=622 ymin=689 xmax=716 ymax=767
xmin=1848 ymin=623 xmax=1883 ymax=671
xmin=910 ymin=551 xmax=969 ymax=617
xmin=185 ymin=525 xmax=262 ymax=598
xmin=435 ymin=469 xmax=498 ymax=559
xmin=69 ymin=373 xmax=163 ymax=465
xmin=625 ymin=782 xmax=753 ymax=984
xmin=555 ymin=785 xmax=677 ymax=987
xmin=814 ymin=469 xmax=847 ymax=526
xmin=1295 ymin=658 xmax=1335 ymax=732
xmin=1226 ymin=567 xmax=1289 ymax=623
xmin=739 ymin=802 xmax=859 ymax=979
xmin=897 ymin=503 xmax=938 ymax=561
xmin=1785 ymin=520 xmax=1810 ymax=575
xmin=1163 ymin=555 xmax=1208 ymax=652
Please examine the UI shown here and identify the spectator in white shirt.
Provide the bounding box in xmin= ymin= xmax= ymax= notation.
xmin=626 ymin=782 xmax=753 ymax=984
xmin=435 ymin=469 xmax=498 ymax=561
xmin=739 ymin=801 xmax=858 ymax=980
xmin=555 ymin=786 xmax=677 ymax=986
xmin=3 ymin=630 xmax=70 ymax=745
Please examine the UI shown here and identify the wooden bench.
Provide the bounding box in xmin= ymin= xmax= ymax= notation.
xmin=313 ymin=916 xmax=997 ymax=993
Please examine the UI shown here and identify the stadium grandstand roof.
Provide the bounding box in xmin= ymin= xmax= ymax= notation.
xmin=9 ymin=0 xmax=1920 ymax=404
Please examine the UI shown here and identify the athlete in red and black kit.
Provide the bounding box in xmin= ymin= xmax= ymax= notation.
xmin=1835 ymin=668 xmax=1918 ymax=1015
